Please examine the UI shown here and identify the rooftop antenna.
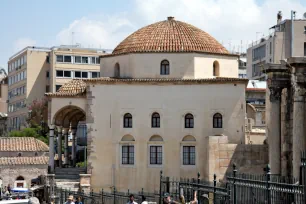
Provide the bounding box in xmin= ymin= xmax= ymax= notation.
xmin=72 ymin=32 xmax=75 ymax=46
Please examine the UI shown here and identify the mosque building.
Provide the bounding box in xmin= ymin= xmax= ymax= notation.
xmin=46 ymin=17 xmax=249 ymax=192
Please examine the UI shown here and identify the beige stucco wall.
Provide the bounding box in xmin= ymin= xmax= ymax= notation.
xmin=101 ymin=53 xmax=238 ymax=79
xmin=48 ymin=97 xmax=86 ymax=127
xmin=87 ymin=82 xmax=245 ymax=192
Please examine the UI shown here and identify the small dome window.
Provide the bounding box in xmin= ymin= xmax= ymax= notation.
xmin=213 ymin=61 xmax=220 ymax=76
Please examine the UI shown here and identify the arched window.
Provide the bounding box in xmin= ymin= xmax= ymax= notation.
xmin=151 ymin=112 xmax=160 ymax=128
xmin=114 ymin=63 xmax=120 ymax=78
xmin=185 ymin=113 xmax=194 ymax=128
xmin=123 ymin=113 xmax=132 ymax=128
xmin=16 ymin=176 xmax=24 ymax=180
xmin=213 ymin=113 xmax=222 ymax=128
xmin=17 ymin=152 xmax=22 ymax=157
xmin=213 ymin=61 xmax=220 ymax=76
xmin=160 ymin=60 xmax=170 ymax=75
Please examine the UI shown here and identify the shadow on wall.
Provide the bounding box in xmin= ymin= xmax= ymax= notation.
xmin=207 ymin=135 xmax=268 ymax=181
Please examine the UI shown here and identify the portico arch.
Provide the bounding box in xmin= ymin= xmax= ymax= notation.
xmin=53 ymin=105 xmax=86 ymax=128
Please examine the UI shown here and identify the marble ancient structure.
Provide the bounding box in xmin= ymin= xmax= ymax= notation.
xmin=265 ymin=57 xmax=306 ymax=178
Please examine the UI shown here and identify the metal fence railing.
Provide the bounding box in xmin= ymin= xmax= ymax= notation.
xmin=54 ymin=187 xmax=159 ymax=204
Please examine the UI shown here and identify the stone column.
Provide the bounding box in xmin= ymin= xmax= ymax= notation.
xmin=72 ymin=128 xmax=77 ymax=167
xmin=57 ymin=126 xmax=62 ymax=168
xmin=268 ymin=87 xmax=282 ymax=175
xmin=292 ymin=86 xmax=305 ymax=178
xmin=63 ymin=128 xmax=69 ymax=166
xmin=48 ymin=125 xmax=55 ymax=173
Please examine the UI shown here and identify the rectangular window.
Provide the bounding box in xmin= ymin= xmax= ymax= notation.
xmin=21 ymin=56 xmax=24 ymax=65
xmin=56 ymin=55 xmax=63 ymax=62
xmin=96 ymin=57 xmax=100 ymax=64
xmin=55 ymin=85 xmax=62 ymax=92
xmin=46 ymin=56 xmax=50 ymax=63
xmin=82 ymin=57 xmax=88 ymax=64
xmin=24 ymin=55 xmax=27 ymax=63
xmin=46 ymin=85 xmax=50 ymax=92
xmin=46 ymin=71 xmax=50 ymax=78
xmin=252 ymin=44 xmax=266 ymax=61
xmin=56 ymin=70 xmax=64 ymax=77
xmin=122 ymin=145 xmax=134 ymax=165
xmin=183 ymin=146 xmax=195 ymax=165
xmin=64 ymin=71 xmax=71 ymax=78
xmin=304 ymin=42 xmax=306 ymax=56
xmin=270 ymin=42 xmax=272 ymax=55
xmin=24 ymin=70 xmax=27 ymax=79
xmin=75 ymin=56 xmax=81 ymax=63
xmin=81 ymin=72 xmax=88 ymax=78
xmin=91 ymin=72 xmax=100 ymax=78
xmin=91 ymin=57 xmax=96 ymax=64
xmin=150 ymin=146 xmax=162 ymax=165
xmin=64 ymin=56 xmax=72 ymax=63
xmin=74 ymin=71 xmax=81 ymax=78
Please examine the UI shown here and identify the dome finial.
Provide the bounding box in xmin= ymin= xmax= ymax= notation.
xmin=167 ymin=16 xmax=175 ymax=21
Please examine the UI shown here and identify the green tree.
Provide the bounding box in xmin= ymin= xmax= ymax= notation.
xmin=9 ymin=127 xmax=48 ymax=144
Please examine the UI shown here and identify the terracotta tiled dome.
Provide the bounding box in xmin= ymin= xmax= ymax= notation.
xmin=112 ymin=17 xmax=229 ymax=55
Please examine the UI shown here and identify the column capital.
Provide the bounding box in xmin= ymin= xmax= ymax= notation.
xmin=56 ymin=126 xmax=63 ymax=133
xmin=49 ymin=125 xmax=55 ymax=130
xmin=269 ymin=87 xmax=283 ymax=102
xmin=62 ymin=128 xmax=69 ymax=134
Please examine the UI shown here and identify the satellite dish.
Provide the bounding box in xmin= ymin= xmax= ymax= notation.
xmin=303 ymin=12 xmax=306 ymax=19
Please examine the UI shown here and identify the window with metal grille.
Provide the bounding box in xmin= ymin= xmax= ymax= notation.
xmin=213 ymin=113 xmax=222 ymax=128
xmin=160 ymin=60 xmax=170 ymax=75
xmin=152 ymin=112 xmax=160 ymax=128
xmin=122 ymin=145 xmax=134 ymax=165
xmin=124 ymin=113 xmax=132 ymax=128
xmin=150 ymin=146 xmax=162 ymax=165
xmin=185 ymin=113 xmax=194 ymax=128
xmin=183 ymin=146 xmax=195 ymax=165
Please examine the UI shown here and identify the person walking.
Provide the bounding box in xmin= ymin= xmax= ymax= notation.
xmin=127 ymin=194 xmax=138 ymax=204
xmin=141 ymin=195 xmax=148 ymax=204
xmin=28 ymin=197 xmax=40 ymax=204
xmin=75 ymin=196 xmax=83 ymax=204
xmin=65 ymin=195 xmax=75 ymax=204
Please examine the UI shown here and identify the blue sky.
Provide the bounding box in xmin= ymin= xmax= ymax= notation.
xmin=1 ymin=0 xmax=306 ymax=69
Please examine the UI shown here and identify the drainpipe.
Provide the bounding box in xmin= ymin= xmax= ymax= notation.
xmin=291 ymin=10 xmax=296 ymax=57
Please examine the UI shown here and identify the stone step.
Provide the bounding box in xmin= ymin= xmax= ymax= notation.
xmin=55 ymin=168 xmax=86 ymax=172
xmin=55 ymin=174 xmax=80 ymax=180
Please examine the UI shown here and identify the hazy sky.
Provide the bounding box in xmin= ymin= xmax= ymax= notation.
xmin=1 ymin=0 xmax=306 ymax=69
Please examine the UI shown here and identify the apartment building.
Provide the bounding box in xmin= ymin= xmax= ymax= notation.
xmin=247 ymin=12 xmax=306 ymax=80
xmin=7 ymin=46 xmax=105 ymax=130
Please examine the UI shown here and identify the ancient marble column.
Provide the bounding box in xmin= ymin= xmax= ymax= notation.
xmin=268 ymin=87 xmax=282 ymax=175
xmin=48 ymin=125 xmax=55 ymax=173
xmin=57 ymin=126 xmax=62 ymax=168
xmin=71 ymin=128 xmax=77 ymax=167
xmin=63 ymin=128 xmax=69 ymax=166
xmin=292 ymin=85 xmax=305 ymax=178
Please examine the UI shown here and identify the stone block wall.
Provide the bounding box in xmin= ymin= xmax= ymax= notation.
xmin=0 ymin=165 xmax=47 ymax=188
xmin=207 ymin=136 xmax=268 ymax=181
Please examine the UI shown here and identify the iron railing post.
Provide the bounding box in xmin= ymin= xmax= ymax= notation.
xmin=113 ymin=187 xmax=116 ymax=204
xmin=233 ymin=163 xmax=237 ymax=204
xmin=266 ymin=164 xmax=271 ymax=204
xmin=213 ymin=174 xmax=217 ymax=204
xmin=159 ymin=170 xmax=163 ymax=204
xmin=197 ymin=172 xmax=200 ymax=202
xmin=101 ymin=188 xmax=104 ymax=204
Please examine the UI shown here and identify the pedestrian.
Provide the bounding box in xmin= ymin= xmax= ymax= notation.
xmin=127 ymin=194 xmax=138 ymax=204
xmin=65 ymin=195 xmax=75 ymax=204
xmin=28 ymin=197 xmax=40 ymax=204
xmin=75 ymin=196 xmax=83 ymax=204
xmin=141 ymin=195 xmax=148 ymax=204
xmin=163 ymin=193 xmax=179 ymax=204
xmin=7 ymin=184 xmax=11 ymax=193
xmin=179 ymin=190 xmax=198 ymax=204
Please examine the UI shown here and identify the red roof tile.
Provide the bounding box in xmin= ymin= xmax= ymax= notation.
xmin=0 ymin=137 xmax=49 ymax=152
xmin=0 ymin=156 xmax=48 ymax=165
xmin=111 ymin=17 xmax=231 ymax=56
